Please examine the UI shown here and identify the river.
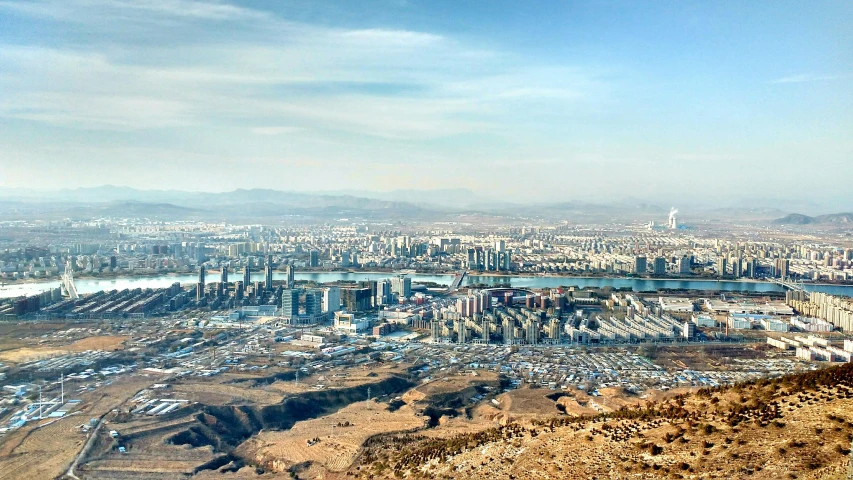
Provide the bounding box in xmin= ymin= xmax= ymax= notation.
xmin=3 ymin=272 xmax=853 ymax=299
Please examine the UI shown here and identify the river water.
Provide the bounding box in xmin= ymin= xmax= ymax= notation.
xmin=3 ymin=272 xmax=853 ymax=298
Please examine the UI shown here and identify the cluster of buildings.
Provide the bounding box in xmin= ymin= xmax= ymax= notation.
xmin=767 ymin=335 xmax=853 ymax=363
xmin=5 ymin=213 xmax=853 ymax=286
xmin=786 ymin=291 xmax=853 ymax=332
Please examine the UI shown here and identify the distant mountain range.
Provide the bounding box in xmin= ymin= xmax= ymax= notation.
xmin=0 ymin=186 xmax=431 ymax=221
xmin=0 ymin=185 xmax=848 ymax=224
xmin=773 ymin=212 xmax=853 ymax=225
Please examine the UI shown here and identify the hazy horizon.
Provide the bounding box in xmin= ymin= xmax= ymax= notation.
xmin=1 ymin=1 xmax=851 ymax=206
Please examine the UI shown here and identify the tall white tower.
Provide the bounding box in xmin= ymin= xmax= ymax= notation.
xmin=668 ymin=208 xmax=678 ymax=230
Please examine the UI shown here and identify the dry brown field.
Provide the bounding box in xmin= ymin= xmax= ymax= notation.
xmin=0 ymin=375 xmax=156 ymax=480
xmin=241 ymin=399 xmax=425 ymax=474
xmin=0 ymin=335 xmax=129 ymax=364
xmin=355 ymin=373 xmax=853 ymax=480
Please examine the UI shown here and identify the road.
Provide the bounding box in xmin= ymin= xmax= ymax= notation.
xmin=64 ymin=413 xmax=106 ymax=480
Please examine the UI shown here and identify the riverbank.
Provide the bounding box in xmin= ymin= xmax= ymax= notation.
xmin=4 ymin=269 xmax=852 ymax=288
xmin=4 ymin=270 xmax=853 ymax=299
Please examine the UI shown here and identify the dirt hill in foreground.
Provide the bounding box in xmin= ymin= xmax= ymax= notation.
xmin=353 ymin=363 xmax=853 ymax=480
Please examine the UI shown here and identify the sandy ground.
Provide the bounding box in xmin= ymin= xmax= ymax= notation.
xmin=241 ymin=399 xmax=425 ymax=473
xmin=0 ymin=335 xmax=129 ymax=363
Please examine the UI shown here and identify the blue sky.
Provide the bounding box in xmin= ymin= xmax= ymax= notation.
xmin=0 ymin=0 xmax=851 ymax=207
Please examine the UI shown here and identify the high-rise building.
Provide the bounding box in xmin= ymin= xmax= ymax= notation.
xmin=281 ymin=289 xmax=299 ymax=317
xmin=634 ymin=256 xmax=647 ymax=275
xmin=547 ymin=318 xmax=561 ymax=340
xmin=376 ymin=279 xmax=392 ymax=305
xmin=653 ymin=257 xmax=667 ymax=276
xmin=481 ymin=316 xmax=491 ymax=344
xmin=775 ymin=258 xmax=790 ymax=279
xmin=391 ymin=275 xmax=411 ymax=298
xmin=285 ymin=264 xmax=295 ymax=289
xmin=219 ymin=265 xmax=228 ymax=297
xmin=678 ymin=256 xmax=691 ymax=275
xmin=503 ymin=317 xmax=515 ymax=345
xmin=342 ymin=287 xmax=372 ymax=312
xmin=309 ymin=250 xmax=320 ymax=267
xmin=305 ymin=289 xmax=323 ymax=316
xmin=495 ymin=240 xmax=506 ymax=252
xmin=746 ymin=257 xmax=759 ymax=279
xmin=731 ymin=257 xmax=743 ymax=279
xmin=717 ymin=257 xmax=728 ymax=277
xmin=196 ymin=265 xmax=206 ymax=302
xmin=525 ymin=319 xmax=539 ymax=344
xmin=430 ymin=319 xmax=443 ymax=341
xmin=243 ymin=265 xmax=251 ymax=287
xmin=323 ymin=286 xmax=341 ymax=313
xmin=265 ymin=255 xmax=273 ymax=291
xmin=456 ymin=318 xmax=467 ymax=343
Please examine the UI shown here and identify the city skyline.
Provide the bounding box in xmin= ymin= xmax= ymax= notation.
xmin=1 ymin=1 xmax=851 ymax=205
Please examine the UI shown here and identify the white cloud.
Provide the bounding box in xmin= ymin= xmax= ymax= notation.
xmin=0 ymin=0 xmax=605 ymax=138
xmin=770 ymin=73 xmax=852 ymax=84
xmin=251 ymin=126 xmax=302 ymax=136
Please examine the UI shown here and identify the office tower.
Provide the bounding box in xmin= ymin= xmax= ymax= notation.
xmin=281 ymin=288 xmax=299 ymax=317
xmin=219 ymin=265 xmax=228 ymax=297
xmin=359 ymin=280 xmax=378 ymax=307
xmin=502 ymin=250 xmax=511 ymax=271
xmin=717 ymin=257 xmax=728 ymax=277
xmin=235 ymin=281 xmax=244 ymax=300
xmin=323 ymin=286 xmax=341 ymax=313
xmin=196 ymin=266 xmax=206 ymax=302
xmin=309 ymin=250 xmax=319 ymax=267
xmin=109 ymin=256 xmax=117 ymax=269
xmin=634 ymin=256 xmax=647 ymax=274
xmin=503 ymin=317 xmax=515 ymax=345
xmin=342 ymin=287 xmax=372 ymax=312
xmin=285 ymin=264 xmax=295 ymax=289
xmin=341 ymin=251 xmax=351 ymax=267
xmin=678 ymin=255 xmax=691 ymax=274
xmin=653 ymin=257 xmax=666 ymax=276
xmin=391 ymin=275 xmax=411 ymax=298
xmin=265 ymin=255 xmax=273 ymax=291
xmin=376 ymin=279 xmax=391 ymax=306
xmin=495 ymin=240 xmax=506 ymax=252
xmin=305 ymin=289 xmax=322 ymax=316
